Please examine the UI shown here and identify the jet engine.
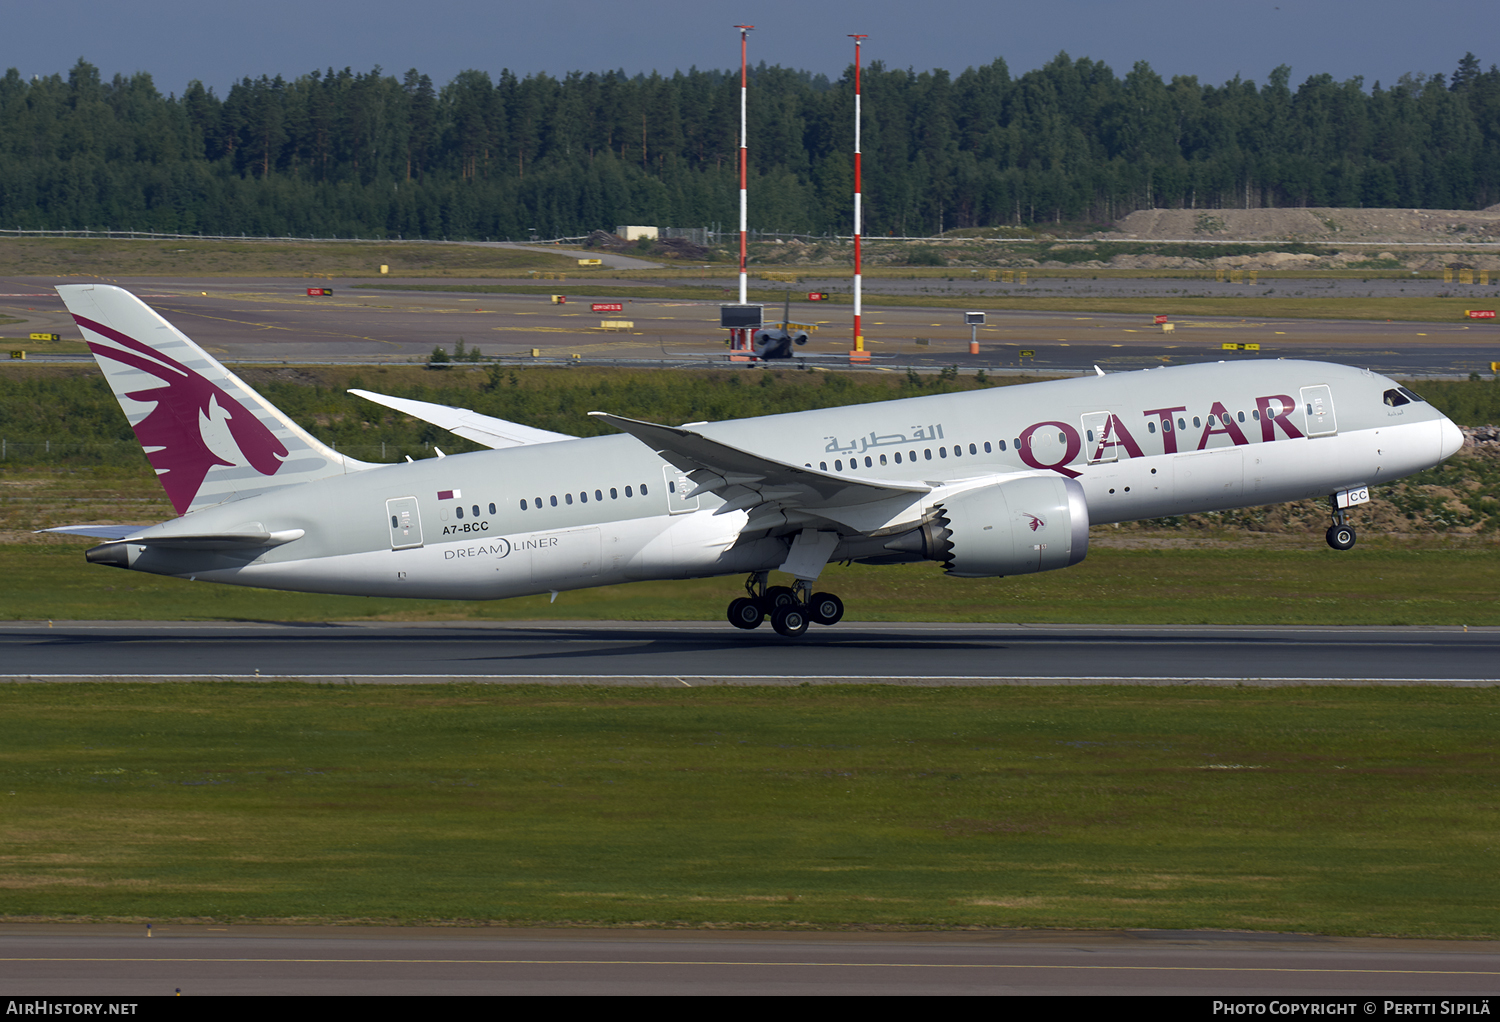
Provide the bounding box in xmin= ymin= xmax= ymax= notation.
xmin=883 ymin=475 xmax=1089 ymax=577
xmin=752 ymin=327 xmax=809 ymax=360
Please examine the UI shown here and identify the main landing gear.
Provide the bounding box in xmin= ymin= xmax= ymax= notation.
xmin=727 ymin=571 xmax=845 ymax=637
xmin=1326 ymin=494 xmax=1357 ymax=551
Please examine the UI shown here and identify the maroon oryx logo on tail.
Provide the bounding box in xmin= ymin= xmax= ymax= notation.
xmin=75 ymin=315 xmax=288 ymax=514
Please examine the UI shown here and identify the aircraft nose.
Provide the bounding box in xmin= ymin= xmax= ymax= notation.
xmin=1439 ymin=416 xmax=1464 ymax=460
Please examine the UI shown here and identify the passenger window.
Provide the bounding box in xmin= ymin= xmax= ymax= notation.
xmin=939 ymin=447 xmax=947 ymax=459
xmin=391 ymin=516 xmax=398 ymax=527
xmin=596 ymin=490 xmax=603 ymax=501
xmin=641 ymin=483 xmax=648 ymax=495
xmin=1149 ymin=421 xmax=1157 ymax=433
xmin=580 ymin=492 xmax=587 ymax=503
xmin=521 ymin=499 xmax=528 ymax=511
xmin=488 ymin=503 xmax=496 ymax=515
xmin=472 ymin=505 xmax=480 ymax=517
xmin=1237 ymin=411 xmax=1245 ymax=422
xmin=835 ymin=459 xmax=843 ymax=471
xmin=819 ymin=461 xmax=827 ymax=471
xmin=953 ymin=446 xmax=961 ymax=457
xmin=1252 ymin=409 xmax=1260 ymax=420
xmin=1177 ymin=418 xmax=1185 ymax=431
xmin=610 ymin=488 xmax=618 ymax=499
xmin=625 ymin=486 xmax=633 ymax=497
xmin=1087 ymin=430 xmax=1095 ymax=442
xmin=983 ymin=442 xmax=991 ymax=453
xmin=550 ymin=496 xmax=558 ymax=507
xmin=969 ymin=443 xmax=977 ymax=455
xmin=894 ymin=452 xmax=902 ymax=464
xmin=879 ymin=454 xmax=887 ymax=465
xmin=535 ymin=496 xmax=542 ymax=507
xmin=864 ymin=456 xmax=872 ymax=468
xmin=1193 ymin=417 xmax=1201 ymax=428
xmin=668 ymin=481 xmax=676 ymax=493
xmin=455 ymin=506 xmax=464 ymax=519
xmin=924 ymin=449 xmax=932 ymax=460
xmin=909 ymin=450 xmax=916 ymax=461
xmin=1000 ymin=440 xmax=1007 ymax=451
xmin=565 ymin=493 xmax=573 ymax=505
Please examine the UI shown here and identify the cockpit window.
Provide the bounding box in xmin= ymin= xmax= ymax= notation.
xmin=1397 ymin=386 xmax=1426 ymax=404
xmin=1383 ymin=388 xmax=1410 ymax=407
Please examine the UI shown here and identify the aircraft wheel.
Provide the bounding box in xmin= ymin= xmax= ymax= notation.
xmin=727 ymin=597 xmax=764 ymax=630
xmin=808 ymin=592 xmax=844 ymax=626
xmin=771 ymin=603 xmax=810 ymax=637
xmin=759 ymin=585 xmax=797 ymax=613
xmin=1326 ymin=524 xmax=1356 ymax=550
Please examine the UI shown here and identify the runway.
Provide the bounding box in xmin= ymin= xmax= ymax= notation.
xmin=2 ymin=274 xmax=1498 ymax=375
xmin=2 ymin=622 xmax=1496 ymax=685
xmin=6 ymin=627 xmax=1496 ymax=997
xmin=4 ymin=926 xmax=1497 ymax=996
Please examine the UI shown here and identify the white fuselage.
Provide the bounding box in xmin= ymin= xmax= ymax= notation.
xmin=108 ymin=360 xmax=1463 ymax=600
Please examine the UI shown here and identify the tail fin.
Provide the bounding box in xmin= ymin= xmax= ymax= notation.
xmin=59 ymin=284 xmax=369 ymax=515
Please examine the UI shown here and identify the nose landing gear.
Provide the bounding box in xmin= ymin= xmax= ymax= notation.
xmin=725 ymin=572 xmax=845 ymax=635
xmin=1326 ymin=494 xmax=1357 ymax=550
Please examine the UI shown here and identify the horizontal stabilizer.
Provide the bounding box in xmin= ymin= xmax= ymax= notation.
xmin=55 ymin=527 xmax=306 ymax=551
xmin=39 ymin=525 xmax=144 ymax=541
xmin=589 ymin=412 xmax=928 ymax=511
xmin=350 ymin=390 xmax=575 ymax=449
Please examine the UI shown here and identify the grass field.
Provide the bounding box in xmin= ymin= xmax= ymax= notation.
xmin=2 ymin=683 xmax=1494 ymax=935
xmin=0 ymin=237 xmax=580 ymax=278
xmin=3 ymin=540 xmax=1497 ymax=625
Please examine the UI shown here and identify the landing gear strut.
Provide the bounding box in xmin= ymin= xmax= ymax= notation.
xmin=1326 ymin=495 xmax=1357 ymax=551
xmin=725 ymin=573 xmax=845 ymax=635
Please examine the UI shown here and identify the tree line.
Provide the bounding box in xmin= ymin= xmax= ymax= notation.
xmin=3 ymin=53 xmax=1500 ymax=240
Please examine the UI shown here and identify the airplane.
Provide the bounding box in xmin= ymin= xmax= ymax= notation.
xmin=45 ymin=284 xmax=1464 ymax=637
xmin=750 ymin=291 xmax=811 ymax=359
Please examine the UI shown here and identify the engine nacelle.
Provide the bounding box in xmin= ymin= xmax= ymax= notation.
xmin=884 ymin=476 xmax=1089 ymax=577
xmin=752 ymin=329 xmax=809 ymax=359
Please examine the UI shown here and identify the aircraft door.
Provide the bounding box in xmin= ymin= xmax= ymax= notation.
xmin=1300 ymin=385 xmax=1337 ymax=437
xmin=1081 ymin=411 xmax=1117 ymax=464
xmin=663 ymin=465 xmax=700 ymax=514
xmin=386 ymin=496 xmax=423 ymax=549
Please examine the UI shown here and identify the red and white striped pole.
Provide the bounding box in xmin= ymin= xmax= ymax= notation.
xmin=736 ymin=24 xmax=753 ymax=321
xmin=849 ymin=34 xmax=867 ymax=361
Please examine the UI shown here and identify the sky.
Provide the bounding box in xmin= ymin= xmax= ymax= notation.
xmin=4 ymin=0 xmax=1493 ymax=96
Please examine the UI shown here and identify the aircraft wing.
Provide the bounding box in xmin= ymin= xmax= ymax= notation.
xmin=588 ymin=412 xmax=929 ymax=515
xmin=350 ymin=389 xmax=575 ymax=449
